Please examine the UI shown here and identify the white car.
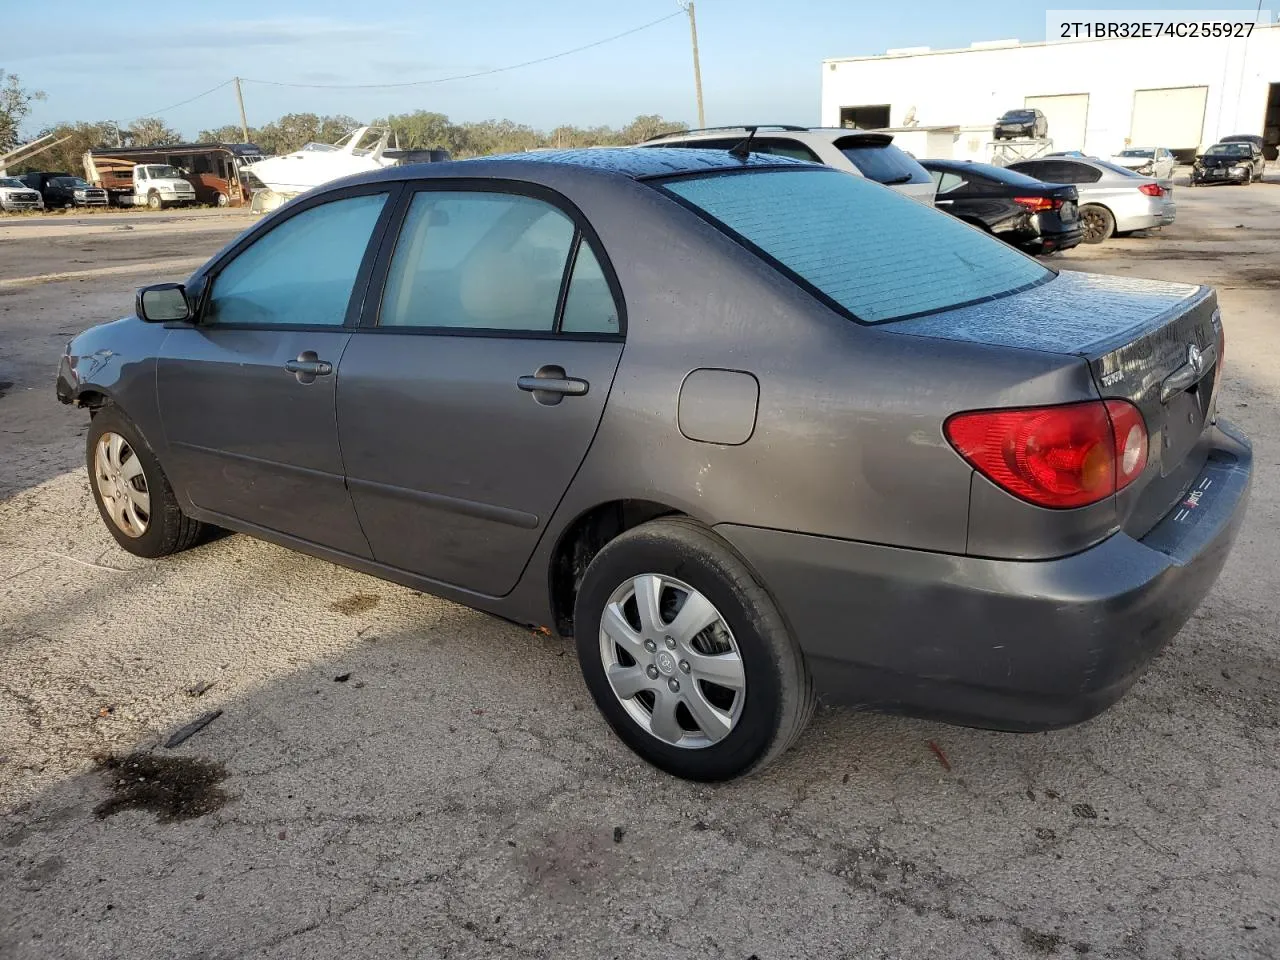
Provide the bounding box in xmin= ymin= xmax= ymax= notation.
xmin=1109 ymin=147 xmax=1176 ymax=181
xmin=0 ymin=176 xmax=44 ymax=212
xmin=639 ymin=126 xmax=939 ymax=205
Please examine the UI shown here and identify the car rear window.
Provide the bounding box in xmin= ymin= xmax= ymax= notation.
xmin=835 ymin=139 xmax=932 ymax=185
xmin=661 ymin=168 xmax=1050 ymax=324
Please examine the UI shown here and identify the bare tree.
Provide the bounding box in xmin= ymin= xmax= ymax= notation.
xmin=0 ymin=70 xmax=47 ymax=153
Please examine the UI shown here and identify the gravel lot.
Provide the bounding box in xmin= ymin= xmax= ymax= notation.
xmin=2 ymin=181 xmax=1278 ymax=960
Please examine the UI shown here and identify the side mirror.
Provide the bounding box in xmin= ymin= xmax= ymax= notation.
xmin=137 ymin=283 xmax=190 ymax=323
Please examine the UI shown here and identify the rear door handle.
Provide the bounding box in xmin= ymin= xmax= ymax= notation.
xmin=284 ymin=351 xmax=333 ymax=384
xmin=518 ymin=365 xmax=589 ymax=405
xmin=935 ymin=199 xmax=955 ymax=205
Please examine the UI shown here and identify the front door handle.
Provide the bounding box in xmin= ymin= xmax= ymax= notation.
xmin=518 ymin=365 xmax=589 ymax=405
xmin=935 ymin=199 xmax=954 ymax=205
xmin=284 ymin=350 xmax=333 ymax=384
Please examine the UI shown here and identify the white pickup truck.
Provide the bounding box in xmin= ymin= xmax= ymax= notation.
xmin=83 ymin=156 xmax=198 ymax=209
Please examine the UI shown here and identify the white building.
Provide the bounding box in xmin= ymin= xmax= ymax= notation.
xmin=820 ymin=23 xmax=1280 ymax=162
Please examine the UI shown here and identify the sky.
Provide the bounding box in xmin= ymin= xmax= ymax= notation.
xmin=4 ymin=0 xmax=1270 ymax=139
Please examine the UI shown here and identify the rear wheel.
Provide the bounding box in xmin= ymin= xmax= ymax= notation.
xmin=574 ymin=517 xmax=814 ymax=781
xmin=87 ymin=405 xmax=204 ymax=558
xmin=1079 ymin=204 xmax=1115 ymax=244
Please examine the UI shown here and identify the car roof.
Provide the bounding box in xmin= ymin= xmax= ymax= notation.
xmin=342 ymin=147 xmax=813 ymax=188
xmin=643 ymin=127 xmax=889 ymax=147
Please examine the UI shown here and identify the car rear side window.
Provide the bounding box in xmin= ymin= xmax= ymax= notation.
xmin=207 ymin=192 xmax=388 ymax=327
xmin=834 ymin=139 xmax=932 ymax=185
xmin=380 ymin=191 xmax=581 ymax=332
xmin=661 ymin=168 xmax=1050 ymax=323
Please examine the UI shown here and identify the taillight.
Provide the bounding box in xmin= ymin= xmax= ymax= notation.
xmin=944 ymin=400 xmax=1148 ymax=509
xmin=1013 ymin=196 xmax=1056 ymax=212
xmin=1106 ymin=399 xmax=1147 ymax=490
xmin=1138 ymin=183 xmax=1165 ymax=197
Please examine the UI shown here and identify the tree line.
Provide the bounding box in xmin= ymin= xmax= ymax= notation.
xmin=4 ymin=77 xmax=689 ymax=174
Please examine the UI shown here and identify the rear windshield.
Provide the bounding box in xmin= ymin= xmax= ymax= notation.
xmin=837 ymin=140 xmax=932 ymax=185
xmin=661 ymin=168 xmax=1050 ymax=324
xmin=931 ymin=162 xmax=1054 ymax=188
xmin=1092 ymin=159 xmax=1145 ymax=177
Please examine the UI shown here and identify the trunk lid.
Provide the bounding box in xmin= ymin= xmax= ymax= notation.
xmin=889 ymin=270 xmax=1222 ymax=537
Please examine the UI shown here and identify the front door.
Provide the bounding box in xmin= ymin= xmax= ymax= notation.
xmin=337 ymin=186 xmax=625 ymax=596
xmin=157 ymin=187 xmax=394 ymax=556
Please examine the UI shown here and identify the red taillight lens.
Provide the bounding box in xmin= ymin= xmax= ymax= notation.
xmin=1013 ymin=196 xmax=1055 ymax=212
xmin=1139 ymin=183 xmax=1165 ymax=197
xmin=944 ymin=401 xmax=1147 ymax=509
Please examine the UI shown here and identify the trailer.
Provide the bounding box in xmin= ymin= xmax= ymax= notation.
xmin=84 ymin=142 xmax=266 ymax=207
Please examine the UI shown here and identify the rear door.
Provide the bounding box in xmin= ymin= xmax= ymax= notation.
xmin=156 ymin=185 xmax=397 ymax=556
xmin=932 ymin=169 xmax=1020 ymax=232
xmin=336 ymin=183 xmax=625 ymax=596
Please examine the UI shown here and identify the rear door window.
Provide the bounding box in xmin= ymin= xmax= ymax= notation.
xmin=661 ymin=168 xmax=1049 ymax=323
xmin=835 ymin=138 xmax=932 ymax=185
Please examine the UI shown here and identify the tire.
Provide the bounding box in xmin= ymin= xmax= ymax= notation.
xmin=574 ymin=517 xmax=815 ymax=781
xmin=1079 ymin=204 xmax=1115 ymax=244
xmin=215 ymin=192 xmax=229 ymax=207
xmin=86 ymin=404 xmax=204 ymax=558
xmin=147 ymin=192 xmax=162 ymax=211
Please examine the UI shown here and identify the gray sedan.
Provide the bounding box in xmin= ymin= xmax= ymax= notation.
xmin=56 ymin=149 xmax=1250 ymax=781
xmin=1009 ymin=156 xmax=1176 ymax=243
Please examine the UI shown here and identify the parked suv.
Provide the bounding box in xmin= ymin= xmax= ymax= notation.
xmin=18 ymin=172 xmax=109 ymax=208
xmin=994 ymin=108 xmax=1048 ymax=140
xmin=640 ymin=125 xmax=937 ymax=204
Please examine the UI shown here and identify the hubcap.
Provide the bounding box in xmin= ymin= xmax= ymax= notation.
xmin=598 ymin=574 xmax=745 ymax=749
xmin=93 ymin=432 xmax=150 ymax=538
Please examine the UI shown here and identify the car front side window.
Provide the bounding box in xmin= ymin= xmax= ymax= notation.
xmin=206 ymin=192 xmax=388 ymax=327
xmin=380 ymin=190 xmax=618 ymax=333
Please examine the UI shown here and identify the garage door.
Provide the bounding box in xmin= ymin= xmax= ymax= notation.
xmin=1130 ymin=87 xmax=1208 ymax=151
xmin=1024 ymin=94 xmax=1089 ymax=151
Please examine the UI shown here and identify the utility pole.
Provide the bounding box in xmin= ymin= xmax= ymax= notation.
xmin=684 ymin=2 xmax=705 ymax=128
xmin=234 ymin=77 xmax=250 ymax=143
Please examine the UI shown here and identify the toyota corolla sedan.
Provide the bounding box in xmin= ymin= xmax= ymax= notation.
xmin=56 ymin=149 xmax=1251 ymax=781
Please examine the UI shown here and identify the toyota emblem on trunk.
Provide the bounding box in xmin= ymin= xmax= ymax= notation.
xmin=1188 ymin=344 xmax=1204 ymax=375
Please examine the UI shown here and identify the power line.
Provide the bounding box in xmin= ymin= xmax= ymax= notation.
xmin=120 ymin=79 xmax=235 ymax=126
xmin=240 ymin=10 xmax=685 ymax=89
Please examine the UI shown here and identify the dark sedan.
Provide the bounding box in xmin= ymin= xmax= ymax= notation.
xmin=920 ymin=159 xmax=1082 ymax=254
xmin=56 ymin=148 xmax=1250 ymax=781
xmin=993 ymin=108 xmax=1047 ymax=140
xmin=1191 ymin=141 xmax=1266 ymax=185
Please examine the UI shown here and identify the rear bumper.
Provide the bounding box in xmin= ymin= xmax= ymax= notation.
xmin=1115 ymin=201 xmax=1176 ymax=232
xmin=716 ymin=420 xmax=1251 ymax=731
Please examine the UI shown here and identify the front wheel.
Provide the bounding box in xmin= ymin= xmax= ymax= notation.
xmin=87 ymin=405 xmax=204 ymax=558
xmin=1079 ymin=204 xmax=1115 ymax=244
xmin=574 ymin=517 xmax=814 ymax=781
xmin=147 ymin=192 xmax=162 ymax=211
xmin=215 ymin=192 xmax=229 ymax=207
